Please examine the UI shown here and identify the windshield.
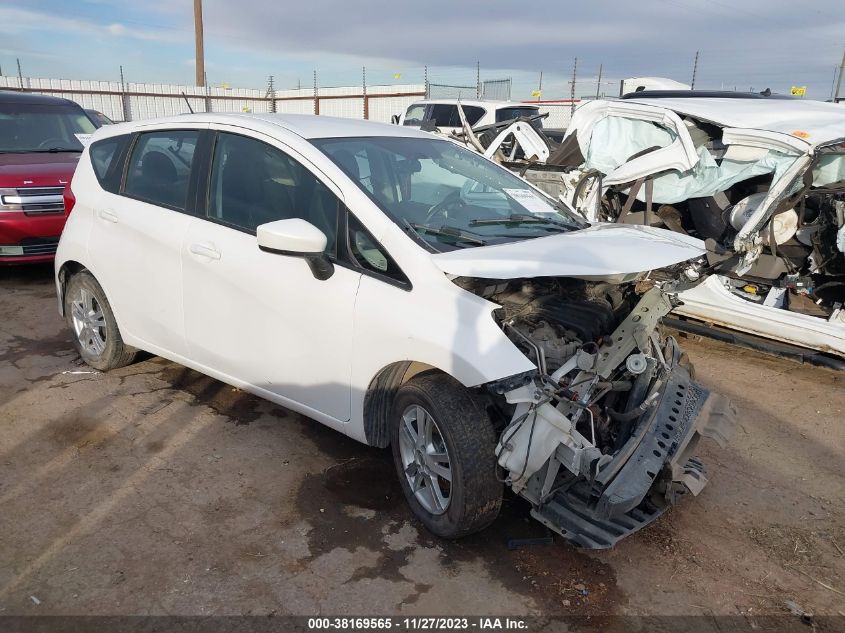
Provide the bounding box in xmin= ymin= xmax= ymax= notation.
xmin=0 ymin=103 xmax=96 ymax=153
xmin=314 ymin=136 xmax=583 ymax=251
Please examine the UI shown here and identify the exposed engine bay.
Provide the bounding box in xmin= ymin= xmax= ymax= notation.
xmin=456 ymin=274 xmax=737 ymax=548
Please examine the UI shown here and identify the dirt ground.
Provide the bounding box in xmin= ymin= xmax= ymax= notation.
xmin=1 ymin=264 xmax=844 ymax=624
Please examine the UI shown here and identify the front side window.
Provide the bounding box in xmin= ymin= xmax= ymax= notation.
xmin=124 ymin=130 xmax=199 ymax=211
xmin=0 ymin=103 xmax=96 ymax=153
xmin=316 ymin=136 xmax=583 ymax=252
xmin=207 ymin=133 xmax=339 ymax=256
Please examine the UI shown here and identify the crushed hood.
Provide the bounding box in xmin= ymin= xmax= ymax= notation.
xmin=431 ymin=223 xmax=705 ymax=281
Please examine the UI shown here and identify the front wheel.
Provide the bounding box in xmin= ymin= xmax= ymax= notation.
xmin=391 ymin=373 xmax=502 ymax=538
xmin=64 ymin=270 xmax=136 ymax=371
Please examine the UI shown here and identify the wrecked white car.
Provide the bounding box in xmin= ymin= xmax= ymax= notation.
xmin=476 ymin=94 xmax=845 ymax=362
xmin=57 ymin=114 xmax=734 ymax=549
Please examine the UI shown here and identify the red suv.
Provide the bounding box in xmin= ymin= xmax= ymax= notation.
xmin=0 ymin=91 xmax=96 ymax=264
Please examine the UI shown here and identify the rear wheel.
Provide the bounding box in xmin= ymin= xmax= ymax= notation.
xmin=391 ymin=372 xmax=502 ymax=538
xmin=64 ymin=270 xmax=136 ymax=371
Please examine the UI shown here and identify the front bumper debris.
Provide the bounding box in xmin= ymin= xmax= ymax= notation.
xmin=527 ymin=360 xmax=736 ymax=549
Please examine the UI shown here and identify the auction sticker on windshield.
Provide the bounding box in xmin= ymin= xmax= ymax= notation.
xmin=503 ymin=188 xmax=557 ymax=214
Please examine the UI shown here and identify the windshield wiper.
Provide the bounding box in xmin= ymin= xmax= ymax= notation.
xmin=29 ymin=148 xmax=83 ymax=153
xmin=469 ymin=213 xmax=574 ymax=229
xmin=409 ymin=222 xmax=487 ymax=245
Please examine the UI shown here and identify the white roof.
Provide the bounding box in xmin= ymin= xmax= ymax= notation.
xmin=625 ymin=97 xmax=845 ymax=145
xmin=97 ymin=112 xmax=435 ymax=141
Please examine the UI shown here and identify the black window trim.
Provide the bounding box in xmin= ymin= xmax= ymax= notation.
xmin=117 ymin=128 xmax=207 ymax=216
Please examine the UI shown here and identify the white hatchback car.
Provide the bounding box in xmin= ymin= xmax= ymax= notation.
xmin=56 ymin=113 xmax=734 ymax=548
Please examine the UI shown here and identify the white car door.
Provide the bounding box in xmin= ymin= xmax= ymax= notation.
xmin=181 ymin=128 xmax=360 ymax=424
xmin=88 ymin=127 xmax=205 ymax=356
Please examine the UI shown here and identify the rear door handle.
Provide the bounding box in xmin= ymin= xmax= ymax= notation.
xmin=97 ymin=208 xmax=118 ymax=223
xmin=189 ymin=243 xmax=221 ymax=260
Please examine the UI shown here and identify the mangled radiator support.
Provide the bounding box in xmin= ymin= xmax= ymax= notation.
xmin=490 ymin=286 xmax=736 ymax=549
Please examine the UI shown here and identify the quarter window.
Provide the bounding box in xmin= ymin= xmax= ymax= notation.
xmin=124 ymin=130 xmax=199 ymax=211
xmin=207 ymin=133 xmax=340 ymax=256
xmin=346 ymin=212 xmax=409 ymax=287
xmin=89 ymin=136 xmax=128 ymax=193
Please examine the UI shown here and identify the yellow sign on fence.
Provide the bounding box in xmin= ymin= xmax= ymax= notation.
xmin=790 ymin=86 xmax=807 ymax=96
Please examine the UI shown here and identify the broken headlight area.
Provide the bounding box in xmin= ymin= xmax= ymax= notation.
xmin=466 ymin=275 xmax=736 ymax=549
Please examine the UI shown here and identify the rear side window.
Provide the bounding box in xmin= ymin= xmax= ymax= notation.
xmin=495 ymin=107 xmax=540 ymax=124
xmin=427 ymin=104 xmax=484 ymax=127
xmin=89 ymin=135 xmax=129 ymax=193
xmin=461 ymin=106 xmax=485 ymax=126
xmin=123 ymin=130 xmax=199 ymax=211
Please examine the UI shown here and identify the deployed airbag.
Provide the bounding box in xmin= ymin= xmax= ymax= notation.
xmin=582 ymin=116 xmax=799 ymax=205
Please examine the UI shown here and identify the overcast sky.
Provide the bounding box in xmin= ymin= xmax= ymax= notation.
xmin=1 ymin=0 xmax=843 ymax=99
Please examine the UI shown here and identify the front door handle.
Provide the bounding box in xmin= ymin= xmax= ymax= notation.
xmin=97 ymin=208 xmax=118 ymax=223
xmin=189 ymin=243 xmax=221 ymax=260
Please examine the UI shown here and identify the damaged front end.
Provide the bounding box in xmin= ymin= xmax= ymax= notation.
xmin=459 ymin=274 xmax=736 ymax=549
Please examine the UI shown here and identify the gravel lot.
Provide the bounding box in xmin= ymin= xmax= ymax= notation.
xmin=1 ymin=264 xmax=843 ymax=623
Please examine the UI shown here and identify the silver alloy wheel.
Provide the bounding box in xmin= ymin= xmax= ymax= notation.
xmin=70 ymin=286 xmax=107 ymax=357
xmin=398 ymin=404 xmax=452 ymax=515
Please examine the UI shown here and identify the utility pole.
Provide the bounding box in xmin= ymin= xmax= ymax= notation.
xmin=476 ymin=61 xmax=481 ymax=99
xmin=16 ymin=57 xmax=23 ymax=89
xmin=266 ymin=75 xmax=276 ymax=113
xmin=537 ymin=71 xmax=543 ymax=101
xmin=119 ymin=65 xmax=130 ymax=121
xmin=313 ymin=69 xmax=319 ymax=115
xmin=424 ymin=64 xmax=428 ymax=98
xmin=834 ymin=48 xmax=845 ymax=102
xmin=570 ymin=57 xmax=578 ymax=116
xmin=690 ymin=50 xmax=699 ymax=90
xmin=596 ymin=63 xmax=603 ymax=99
xmin=362 ymin=66 xmax=368 ymax=120
xmin=193 ymin=0 xmax=205 ymax=86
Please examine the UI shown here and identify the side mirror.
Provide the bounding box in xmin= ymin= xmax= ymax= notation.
xmin=391 ymin=114 xmax=400 ymax=125
xmin=256 ymin=218 xmax=334 ymax=280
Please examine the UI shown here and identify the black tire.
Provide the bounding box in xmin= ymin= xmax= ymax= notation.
xmin=64 ymin=270 xmax=136 ymax=371
xmin=391 ymin=372 xmax=502 ymax=538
